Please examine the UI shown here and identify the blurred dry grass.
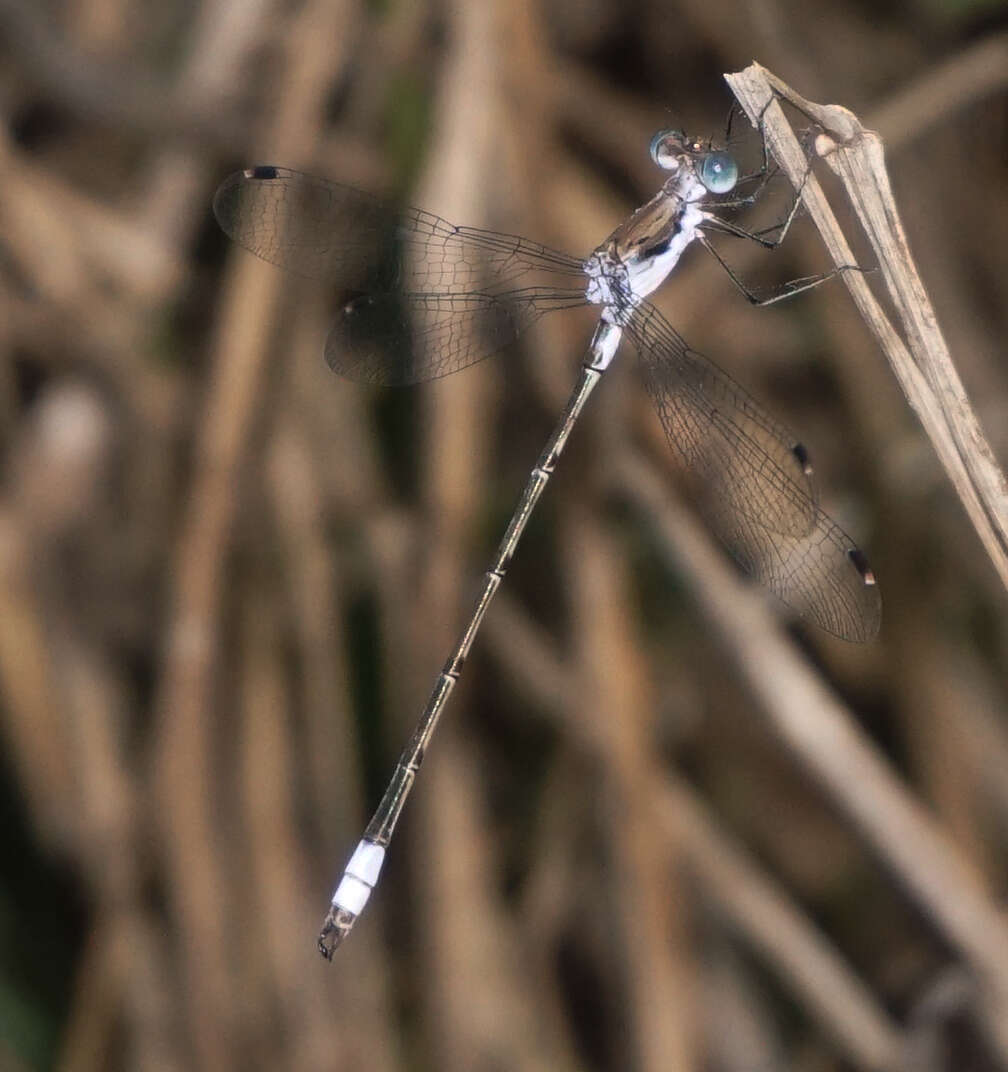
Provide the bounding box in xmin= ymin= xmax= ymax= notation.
xmin=1 ymin=2 xmax=1007 ymax=1071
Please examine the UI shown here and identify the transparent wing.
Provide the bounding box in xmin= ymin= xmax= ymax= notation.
xmin=332 ymin=289 xmax=586 ymax=386
xmin=706 ymin=504 xmax=881 ymax=642
xmin=625 ymin=300 xmax=818 ymax=533
xmin=213 ymin=166 xmax=588 ymax=384
xmin=624 ymin=300 xmax=880 ymax=641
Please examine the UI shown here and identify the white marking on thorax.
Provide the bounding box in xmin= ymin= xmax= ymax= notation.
xmin=583 ymin=175 xmax=707 ymax=317
xmin=623 ymin=199 xmax=704 ymax=300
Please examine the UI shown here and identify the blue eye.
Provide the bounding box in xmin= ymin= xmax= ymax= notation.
xmin=650 ymin=129 xmax=683 ymax=170
xmin=698 ymin=151 xmax=738 ymax=193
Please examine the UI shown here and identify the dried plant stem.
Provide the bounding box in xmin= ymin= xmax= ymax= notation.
xmin=617 ymin=451 xmax=1008 ymax=1058
xmin=483 ymin=584 xmax=903 ymax=1071
xmin=150 ymin=2 xmax=357 ymax=1066
xmin=726 ymin=63 xmax=1008 ymax=595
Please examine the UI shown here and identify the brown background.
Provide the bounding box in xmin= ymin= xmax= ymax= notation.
xmin=1 ymin=1 xmax=1008 ymax=1070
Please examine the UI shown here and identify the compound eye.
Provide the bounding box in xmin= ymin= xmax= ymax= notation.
xmin=698 ymin=150 xmax=738 ymax=194
xmin=649 ymin=129 xmax=684 ymax=171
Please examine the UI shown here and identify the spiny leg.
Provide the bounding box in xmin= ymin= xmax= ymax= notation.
xmin=704 ymin=97 xmax=868 ymax=304
xmin=697 ymin=232 xmax=865 ymax=307
xmin=714 ymin=89 xmax=835 ymax=257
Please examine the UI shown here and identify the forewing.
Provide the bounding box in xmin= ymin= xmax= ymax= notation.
xmin=213 ymin=167 xmax=588 ymax=384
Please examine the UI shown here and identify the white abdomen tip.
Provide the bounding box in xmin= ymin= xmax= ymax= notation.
xmin=345 ymin=840 xmax=385 ymax=884
xmin=333 ymin=874 xmax=371 ymax=915
xmin=331 ymin=839 xmax=386 ymax=914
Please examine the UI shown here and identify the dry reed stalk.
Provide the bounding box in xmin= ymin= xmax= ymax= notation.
xmin=150 ymin=2 xmax=358 ymax=1065
xmin=617 ymin=451 xmax=1008 ymax=1061
xmin=564 ymin=499 xmax=697 ymax=1072
xmin=482 ymin=588 xmax=904 ymax=1070
xmin=726 ymin=63 xmax=1008 ymax=597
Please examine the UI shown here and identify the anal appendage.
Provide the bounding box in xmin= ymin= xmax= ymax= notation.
xmin=318 ymin=905 xmax=357 ymax=959
xmin=317 ymin=839 xmax=386 ymax=960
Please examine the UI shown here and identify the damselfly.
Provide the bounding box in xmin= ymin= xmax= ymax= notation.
xmin=213 ymin=112 xmax=880 ymax=958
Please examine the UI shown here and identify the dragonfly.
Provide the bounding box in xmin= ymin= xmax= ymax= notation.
xmin=213 ymin=114 xmax=881 ymax=959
